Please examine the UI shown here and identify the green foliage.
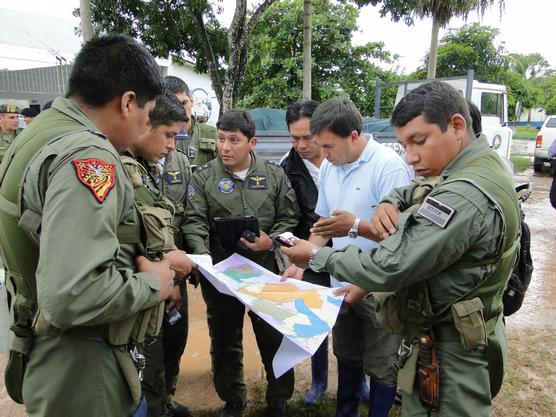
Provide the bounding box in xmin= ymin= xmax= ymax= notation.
xmin=502 ymin=71 xmax=542 ymax=118
xmin=88 ymin=0 xmax=227 ymax=74
xmin=238 ymin=0 xmax=399 ymax=115
xmin=431 ymin=23 xmax=507 ymax=82
xmin=544 ymin=95 xmax=556 ymax=115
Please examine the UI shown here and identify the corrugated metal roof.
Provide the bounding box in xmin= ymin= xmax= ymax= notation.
xmin=0 ymin=7 xmax=81 ymax=56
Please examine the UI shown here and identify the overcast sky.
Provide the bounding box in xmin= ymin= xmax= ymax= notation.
xmin=0 ymin=0 xmax=552 ymax=74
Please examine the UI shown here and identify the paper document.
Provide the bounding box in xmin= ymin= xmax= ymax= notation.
xmin=193 ymin=253 xmax=344 ymax=377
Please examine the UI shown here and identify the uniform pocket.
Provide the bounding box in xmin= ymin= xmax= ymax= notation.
xmin=374 ymin=292 xmax=405 ymax=334
xmin=451 ymin=297 xmax=487 ymax=350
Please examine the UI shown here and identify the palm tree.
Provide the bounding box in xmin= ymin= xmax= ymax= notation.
xmin=416 ymin=0 xmax=504 ymax=79
xmin=79 ymin=0 xmax=94 ymax=42
xmin=509 ymin=53 xmax=549 ymax=79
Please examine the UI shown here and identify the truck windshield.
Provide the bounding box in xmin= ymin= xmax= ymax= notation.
xmin=481 ymin=92 xmax=504 ymax=121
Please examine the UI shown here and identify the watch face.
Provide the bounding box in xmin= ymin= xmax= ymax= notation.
xmin=348 ymin=230 xmax=357 ymax=239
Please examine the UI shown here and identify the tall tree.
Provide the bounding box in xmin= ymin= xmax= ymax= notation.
xmin=509 ymin=53 xmax=550 ymax=79
xmin=239 ymin=0 xmax=399 ymax=114
xmin=88 ymin=0 xmax=277 ymax=112
xmin=372 ymin=0 xmax=504 ymax=79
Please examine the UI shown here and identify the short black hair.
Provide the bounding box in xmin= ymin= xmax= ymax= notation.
xmin=285 ymin=100 xmax=320 ymax=128
xmin=21 ymin=108 xmax=38 ymax=117
xmin=310 ymin=98 xmax=363 ymax=137
xmin=67 ymin=34 xmax=163 ymax=108
xmin=391 ymin=81 xmax=473 ymax=134
xmin=164 ymin=75 xmax=190 ymax=96
xmin=148 ymin=92 xmax=188 ymax=128
xmin=217 ymin=109 xmax=256 ymax=139
xmin=467 ymin=100 xmax=482 ymax=136
xmin=43 ymin=100 xmax=53 ymax=110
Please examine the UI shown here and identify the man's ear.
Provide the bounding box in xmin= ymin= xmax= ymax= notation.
xmin=450 ymin=113 xmax=467 ymax=139
xmin=249 ymin=136 xmax=258 ymax=149
xmin=189 ymin=95 xmax=195 ymax=105
xmin=120 ymin=91 xmax=138 ymax=119
xmin=349 ymin=130 xmax=359 ymax=143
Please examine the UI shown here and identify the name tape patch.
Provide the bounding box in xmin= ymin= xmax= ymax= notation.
xmin=417 ymin=196 xmax=456 ymax=228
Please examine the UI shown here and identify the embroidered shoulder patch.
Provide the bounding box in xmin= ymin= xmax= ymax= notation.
xmin=72 ymin=158 xmax=116 ymax=203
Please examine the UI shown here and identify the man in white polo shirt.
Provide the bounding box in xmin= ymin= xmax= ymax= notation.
xmin=283 ymin=98 xmax=412 ymax=417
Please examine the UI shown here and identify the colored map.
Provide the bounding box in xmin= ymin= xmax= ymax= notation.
xmin=189 ymin=253 xmax=345 ymax=377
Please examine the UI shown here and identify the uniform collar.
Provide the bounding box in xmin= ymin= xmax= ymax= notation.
xmin=441 ymin=134 xmax=491 ymax=177
xmin=51 ymin=97 xmax=102 ymax=133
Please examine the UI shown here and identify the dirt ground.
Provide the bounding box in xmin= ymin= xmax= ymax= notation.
xmin=1 ymin=167 xmax=555 ymax=417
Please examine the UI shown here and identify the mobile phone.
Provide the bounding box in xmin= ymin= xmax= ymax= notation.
xmin=165 ymin=308 xmax=182 ymax=325
xmin=273 ymin=232 xmax=299 ymax=247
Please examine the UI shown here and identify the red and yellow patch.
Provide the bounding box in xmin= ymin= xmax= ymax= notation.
xmin=72 ymin=158 xmax=116 ymax=203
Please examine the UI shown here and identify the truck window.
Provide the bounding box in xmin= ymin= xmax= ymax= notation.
xmin=481 ymin=92 xmax=504 ymax=121
xmin=546 ymin=117 xmax=556 ymax=128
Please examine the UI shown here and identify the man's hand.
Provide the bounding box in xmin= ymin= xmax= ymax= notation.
xmin=135 ymin=256 xmax=175 ymax=301
xmin=240 ymin=230 xmax=274 ymax=251
xmin=280 ymin=264 xmax=305 ymax=282
xmin=166 ymin=285 xmax=182 ymax=313
xmin=280 ymin=239 xmax=316 ymax=269
xmin=369 ymin=203 xmax=400 ymax=240
xmin=333 ymin=284 xmax=367 ymax=306
xmin=163 ymin=250 xmax=197 ymax=279
xmin=310 ymin=210 xmax=355 ymax=238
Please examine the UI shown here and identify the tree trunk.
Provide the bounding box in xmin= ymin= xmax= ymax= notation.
xmin=302 ymin=0 xmax=312 ymax=100
xmin=427 ymin=16 xmax=441 ymax=79
xmin=80 ymin=0 xmax=94 ymax=42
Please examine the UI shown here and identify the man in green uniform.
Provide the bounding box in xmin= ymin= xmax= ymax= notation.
xmin=147 ymin=76 xmax=195 ymax=417
xmin=0 ymin=104 xmax=22 ymax=163
xmin=282 ymin=81 xmax=521 ymax=417
xmin=0 ymin=35 xmax=177 ymax=417
xmin=164 ymin=75 xmax=217 ymax=167
xmin=183 ymin=110 xmax=300 ymax=417
xmin=123 ymin=92 xmax=197 ymax=417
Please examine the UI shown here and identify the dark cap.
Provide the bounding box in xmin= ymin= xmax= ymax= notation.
xmin=21 ymin=108 xmax=39 ymax=118
xmin=0 ymin=104 xmax=20 ymax=114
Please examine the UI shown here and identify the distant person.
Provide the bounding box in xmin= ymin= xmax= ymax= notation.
xmin=42 ymin=100 xmax=53 ymax=111
xmin=0 ymin=104 xmax=22 ymax=162
xmin=21 ymin=108 xmax=39 ymax=126
xmin=163 ymin=75 xmax=217 ymax=167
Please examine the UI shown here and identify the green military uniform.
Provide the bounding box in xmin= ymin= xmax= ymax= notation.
xmin=0 ymin=127 xmax=22 ymax=163
xmin=156 ymin=149 xmax=192 ymax=415
xmin=175 ymin=116 xmax=217 ymax=167
xmin=183 ymin=152 xmax=300 ymax=413
xmin=122 ymin=153 xmax=180 ymax=417
xmin=0 ymin=97 xmax=164 ymax=417
xmin=309 ymin=136 xmax=520 ymax=417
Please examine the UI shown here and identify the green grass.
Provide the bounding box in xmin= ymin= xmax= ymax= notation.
xmin=511 ymin=156 xmax=531 ymax=173
xmin=513 ymin=126 xmax=539 ymax=139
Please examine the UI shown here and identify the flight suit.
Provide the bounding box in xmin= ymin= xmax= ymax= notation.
xmin=0 ymin=97 xmax=162 ymax=417
xmin=309 ymin=136 xmax=520 ymax=417
xmin=0 ymin=129 xmax=21 ymax=163
xmin=183 ymin=152 xmax=300 ymax=412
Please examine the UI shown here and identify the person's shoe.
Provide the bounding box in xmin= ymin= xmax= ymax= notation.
xmin=368 ymin=381 xmax=396 ymax=417
xmin=336 ymin=362 xmax=364 ymax=417
xmin=164 ymin=399 xmax=193 ymax=417
xmin=360 ymin=376 xmax=371 ymax=406
xmin=218 ymin=402 xmax=245 ymax=417
xmin=304 ymin=337 xmax=329 ymax=406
